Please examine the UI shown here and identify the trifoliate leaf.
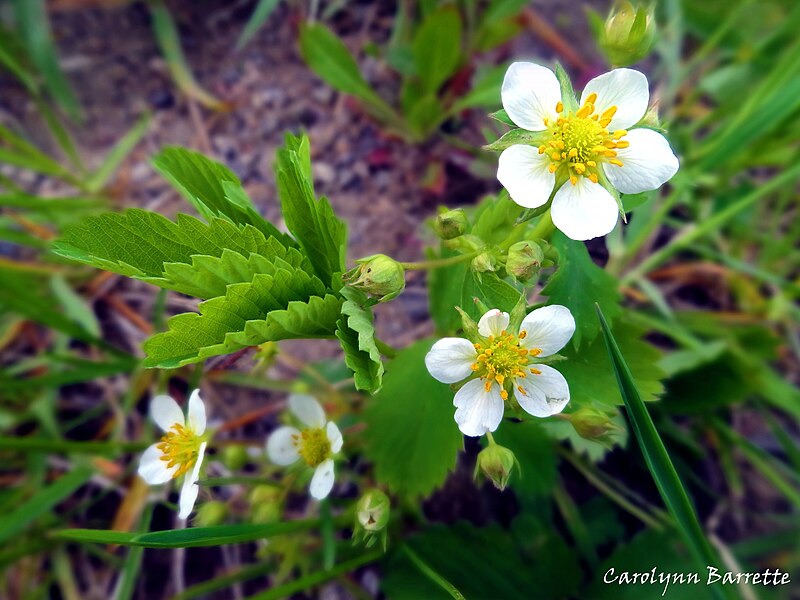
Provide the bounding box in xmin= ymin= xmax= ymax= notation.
xmin=275 ymin=134 xmax=347 ymax=288
xmin=152 ymin=146 xmax=289 ymax=243
xmin=53 ymin=209 xmax=289 ymax=281
xmin=143 ymin=268 xmax=328 ymax=368
xmin=541 ymin=231 xmax=622 ymax=347
xmin=362 ymin=340 xmax=463 ymax=498
xmin=557 ymin=319 xmax=665 ymax=408
xmin=335 ymin=287 xmax=383 ymax=393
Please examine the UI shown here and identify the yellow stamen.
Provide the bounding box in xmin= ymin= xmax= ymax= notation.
xmin=157 ymin=423 xmax=202 ymax=479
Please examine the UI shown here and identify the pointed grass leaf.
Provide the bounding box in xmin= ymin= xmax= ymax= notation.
xmin=596 ymin=306 xmax=730 ymax=600
xmin=412 ymin=6 xmax=463 ymax=93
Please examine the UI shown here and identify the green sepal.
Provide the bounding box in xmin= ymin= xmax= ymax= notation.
xmin=554 ymin=62 xmax=578 ymax=114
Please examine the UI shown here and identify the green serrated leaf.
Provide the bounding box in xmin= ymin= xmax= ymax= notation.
xmin=335 ymin=287 xmax=383 ymax=393
xmin=541 ymin=231 xmax=622 ymax=347
xmin=152 ymin=146 xmax=288 ymax=243
xmin=275 ymin=134 xmax=347 ymax=288
xmin=461 ymin=271 xmax=522 ymax=321
xmin=483 ymin=128 xmax=544 ymax=152
xmin=362 ymin=339 xmax=462 ymax=498
xmin=143 ymin=268 xmax=327 ymax=368
xmin=53 ymin=209 xmax=291 ymax=284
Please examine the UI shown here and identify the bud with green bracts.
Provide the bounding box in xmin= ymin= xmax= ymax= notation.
xmin=505 ymin=240 xmax=544 ymax=282
xmin=474 ymin=443 xmax=518 ymax=491
xmin=353 ymin=489 xmax=391 ymax=551
xmin=343 ymin=254 xmax=405 ymax=302
xmin=196 ymin=501 xmax=228 ymax=526
xmin=597 ymin=1 xmax=656 ymax=67
xmin=433 ymin=208 xmax=468 ymax=240
xmin=566 ymin=407 xmax=622 ymax=442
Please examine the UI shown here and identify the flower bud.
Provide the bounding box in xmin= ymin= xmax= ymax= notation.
xmin=195 ymin=501 xmax=227 ymax=526
xmin=433 ymin=208 xmax=468 ymax=240
xmin=599 ymin=1 xmax=656 ymax=67
xmin=566 ymin=407 xmax=619 ymax=441
xmin=344 ymin=254 xmax=405 ymax=302
xmin=475 ymin=444 xmax=517 ymax=491
xmin=505 ymin=241 xmax=544 ymax=282
xmin=250 ymin=484 xmax=281 ymax=523
xmin=356 ymin=489 xmax=391 ymax=532
xmin=221 ymin=445 xmax=249 ymax=471
xmin=471 ymin=252 xmax=496 ymax=273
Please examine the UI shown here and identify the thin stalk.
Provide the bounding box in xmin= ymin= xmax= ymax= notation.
xmin=401 ymin=251 xmax=478 ymax=270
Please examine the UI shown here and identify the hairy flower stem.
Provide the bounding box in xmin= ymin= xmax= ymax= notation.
xmin=400 ymin=251 xmax=478 ymax=271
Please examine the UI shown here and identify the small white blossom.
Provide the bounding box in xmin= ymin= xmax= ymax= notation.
xmin=138 ymin=390 xmax=208 ymax=520
xmin=266 ymin=394 xmax=343 ymax=500
xmin=425 ymin=306 xmax=575 ymax=437
xmin=497 ymin=62 xmax=679 ymax=240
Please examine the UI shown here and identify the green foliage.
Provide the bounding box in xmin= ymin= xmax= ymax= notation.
xmin=152 ymin=146 xmax=287 ymax=242
xmin=558 ymin=320 xmax=665 ymax=407
xmin=597 ymin=307 xmax=731 ymax=600
xmin=143 ymin=267 xmax=328 ymax=368
xmin=335 ymin=288 xmax=384 ymax=393
xmin=237 ymin=0 xmax=281 ymax=50
xmin=383 ymin=521 xmax=579 ymax=599
xmin=492 ymin=421 xmax=557 ymax=504
xmin=274 ymin=133 xmax=347 ymax=288
xmin=542 ymin=231 xmax=622 ymax=347
xmin=460 ymin=271 xmax=521 ymax=320
xmin=362 ymin=340 xmax=463 ymax=498
xmin=411 ymin=7 xmax=462 ymax=94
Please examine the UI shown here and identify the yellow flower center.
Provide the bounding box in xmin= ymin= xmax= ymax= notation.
xmin=539 ymin=95 xmax=629 ymax=185
xmin=157 ymin=423 xmax=202 ymax=479
xmin=295 ymin=427 xmax=331 ymax=468
xmin=471 ymin=330 xmax=542 ymax=400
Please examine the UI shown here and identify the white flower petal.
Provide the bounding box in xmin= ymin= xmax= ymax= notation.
xmin=186 ymin=389 xmax=206 ymax=435
xmin=326 ymin=421 xmax=343 ymax=454
xmin=501 ymin=62 xmax=562 ymax=131
xmin=425 ymin=338 xmax=477 ymax=384
xmin=514 ymin=365 xmax=570 ymax=417
xmin=266 ymin=426 xmax=301 ymax=466
xmin=288 ymin=394 xmax=326 ymax=428
xmin=177 ymin=442 xmax=205 ymax=520
xmin=581 ymin=68 xmax=649 ymax=131
xmin=497 ymin=145 xmax=556 ymax=209
xmin=150 ymin=394 xmax=184 ymax=431
xmin=550 ymin=178 xmax=619 ymax=241
xmin=519 ymin=305 xmax=576 ymax=357
xmin=138 ymin=443 xmax=176 ymax=485
xmin=478 ymin=309 xmax=510 ymax=338
xmin=453 ymin=379 xmax=505 ymax=437
xmin=309 ymin=459 xmax=335 ymax=500
xmin=603 ymin=128 xmax=679 ymax=195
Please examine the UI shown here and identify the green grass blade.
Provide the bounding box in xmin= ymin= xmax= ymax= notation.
xmin=236 ymin=0 xmax=281 ymax=50
xmin=86 ymin=113 xmax=151 ymax=193
xmin=149 ymin=2 xmax=226 ymax=111
xmin=12 ymin=0 xmax=81 ymax=120
xmin=402 ymin=546 xmax=467 ymax=600
xmin=595 ymin=305 xmax=733 ymax=600
xmin=54 ymin=519 xmax=323 ymax=548
xmin=0 ymin=465 xmax=93 ymax=544
xmin=112 ymin=504 xmax=154 ymax=600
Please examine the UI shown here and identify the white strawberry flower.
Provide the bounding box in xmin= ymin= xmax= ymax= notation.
xmin=138 ymin=390 xmax=208 ymax=520
xmin=266 ymin=394 xmax=343 ymax=500
xmin=497 ymin=62 xmax=679 ymax=240
xmin=425 ymin=306 xmax=575 ymax=437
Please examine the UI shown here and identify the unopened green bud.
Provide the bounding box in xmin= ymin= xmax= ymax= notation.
xmin=599 ymin=1 xmax=656 ymax=67
xmin=252 ymin=502 xmax=281 ymax=524
xmin=567 ymin=407 xmax=619 ymax=441
xmin=356 ymin=489 xmax=391 ymax=532
xmin=250 ymin=484 xmax=280 ymax=505
xmin=221 ymin=445 xmax=249 ymax=471
xmin=196 ymin=501 xmax=227 ymax=526
xmin=433 ymin=208 xmax=468 ymax=240
xmin=505 ymin=241 xmax=544 ymax=282
xmin=471 ymin=252 xmax=496 ymax=273
xmin=475 ymin=444 xmax=517 ymax=491
xmin=344 ymin=254 xmax=405 ymax=302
